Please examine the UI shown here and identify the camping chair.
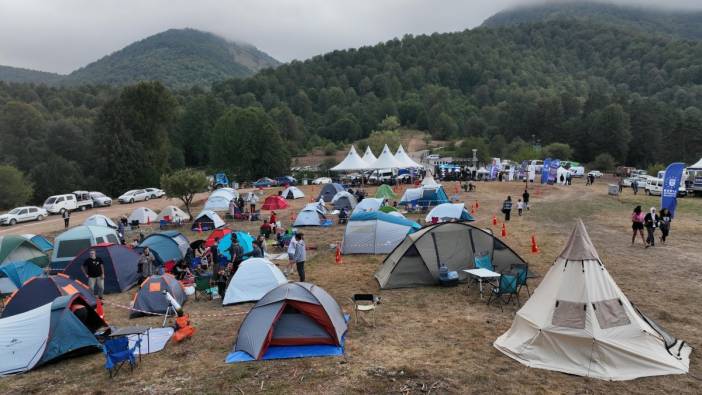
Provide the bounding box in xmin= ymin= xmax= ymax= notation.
xmin=102 ymin=336 xmax=141 ymax=378
xmin=487 ymin=274 xmax=519 ymax=312
xmin=510 ymin=263 xmax=530 ymax=297
xmin=194 ymin=274 xmax=214 ymax=301
xmin=350 ymin=294 xmax=380 ymax=326
xmin=474 ymin=253 xmax=494 ymax=271
xmin=163 ymin=260 xmax=176 ymax=273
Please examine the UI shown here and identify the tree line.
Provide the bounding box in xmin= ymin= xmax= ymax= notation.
xmin=1 ymin=18 xmax=702 ymax=207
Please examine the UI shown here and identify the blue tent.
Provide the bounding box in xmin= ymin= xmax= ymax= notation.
xmin=1 ymin=274 xmax=97 ymax=318
xmin=400 ymin=185 xmax=449 ymax=207
xmin=23 ymin=234 xmax=53 ymax=252
xmin=0 ymin=294 xmax=106 ymax=375
xmin=137 ymin=233 xmax=185 ymax=265
xmin=218 ymin=231 xmax=254 ymax=260
xmin=64 ymin=244 xmax=139 ymax=294
xmin=0 ymin=261 xmax=43 ymax=289
xmin=316 ymin=183 xmax=345 ymax=202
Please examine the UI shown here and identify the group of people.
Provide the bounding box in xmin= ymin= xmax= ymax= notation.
xmin=631 ymin=206 xmax=672 ymax=247
xmin=501 ymin=189 xmax=531 ymax=221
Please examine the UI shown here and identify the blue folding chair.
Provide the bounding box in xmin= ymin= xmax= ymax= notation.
xmin=103 ymin=336 xmax=141 ymax=378
xmin=474 ymin=254 xmax=494 ymax=271
xmin=511 ymin=263 xmax=530 ymax=297
xmin=487 ymin=274 xmax=519 ymax=311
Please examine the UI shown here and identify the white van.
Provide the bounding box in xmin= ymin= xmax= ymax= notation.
xmin=645 ymin=177 xmax=663 ymax=196
xmin=43 ymin=194 xmax=78 ymax=214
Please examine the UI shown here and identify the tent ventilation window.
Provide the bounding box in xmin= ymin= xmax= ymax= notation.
xmin=552 ymin=300 xmax=587 ymax=329
xmin=592 ymin=298 xmax=631 ymax=329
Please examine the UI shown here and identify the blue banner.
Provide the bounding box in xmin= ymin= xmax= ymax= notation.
xmin=541 ymin=158 xmax=551 ymax=184
xmin=548 ymin=159 xmax=560 ymax=184
xmin=661 ymin=162 xmax=685 ymax=218
xmin=518 ymin=160 xmax=528 ymax=180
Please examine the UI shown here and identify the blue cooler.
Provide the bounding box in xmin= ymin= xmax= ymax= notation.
xmin=438 ymin=263 xmax=459 ymax=287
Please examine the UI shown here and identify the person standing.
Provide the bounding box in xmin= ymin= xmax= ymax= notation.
xmin=137 ymin=247 xmax=156 ymax=283
xmin=644 ymin=207 xmax=660 ymax=248
xmin=81 ymin=249 xmax=104 ymax=299
xmin=502 ymin=196 xmax=513 ymax=221
xmin=285 ymin=234 xmax=298 ymax=276
xmin=631 ymin=206 xmax=646 ymax=245
xmin=659 ymin=208 xmax=672 ymax=244
xmin=522 ymin=189 xmax=530 ymax=211
xmin=62 ymin=209 xmax=70 ymax=228
xmin=229 ymin=235 xmax=244 ymax=271
xmin=632 ymin=180 xmax=639 ymax=195
xmin=293 ymin=233 xmax=306 ymax=282
xmin=517 ymin=199 xmax=524 ymax=216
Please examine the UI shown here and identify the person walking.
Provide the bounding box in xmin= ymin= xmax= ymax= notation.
xmin=522 ymin=189 xmax=530 ymax=211
xmin=285 ymin=234 xmax=298 ymax=276
xmin=62 ymin=209 xmax=70 ymax=228
xmin=293 ymin=233 xmax=306 ymax=282
xmin=659 ymin=208 xmax=672 ymax=244
xmin=631 ymin=206 xmax=646 ymax=245
xmin=632 ymin=181 xmax=639 ymax=195
xmin=81 ymin=249 xmax=104 ymax=299
xmin=502 ymin=196 xmax=513 ymax=221
xmin=517 ymin=199 xmax=524 ymax=216
xmin=643 ymin=207 xmax=660 ymax=248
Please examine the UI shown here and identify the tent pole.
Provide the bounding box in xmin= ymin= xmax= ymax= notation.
xmin=431 ymin=233 xmax=442 ymax=270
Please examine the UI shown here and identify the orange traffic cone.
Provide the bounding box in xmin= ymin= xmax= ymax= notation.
xmin=475 ymin=201 xmax=480 ymax=209
xmin=501 ymin=223 xmax=507 ymax=238
xmin=335 ymin=244 xmax=343 ymax=264
xmin=531 ymin=234 xmax=540 ymax=253
xmin=95 ymin=299 xmax=104 ymax=320
xmin=470 ymin=204 xmax=475 ymax=215
xmin=147 ymin=216 xmax=151 ymax=225
xmin=492 ymin=215 xmax=497 ymax=226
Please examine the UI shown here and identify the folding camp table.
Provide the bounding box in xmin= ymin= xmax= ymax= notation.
xmin=463 ymin=269 xmax=501 ymax=299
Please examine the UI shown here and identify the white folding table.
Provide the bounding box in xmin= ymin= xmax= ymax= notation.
xmin=463 ymin=268 xmax=501 ymax=299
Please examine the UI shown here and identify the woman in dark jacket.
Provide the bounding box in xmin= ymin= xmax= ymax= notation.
xmin=659 ymin=208 xmax=672 ymax=244
xmin=643 ymin=207 xmax=659 ymax=248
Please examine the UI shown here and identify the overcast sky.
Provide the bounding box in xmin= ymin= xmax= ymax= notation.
xmin=1 ymin=0 xmax=701 ymax=74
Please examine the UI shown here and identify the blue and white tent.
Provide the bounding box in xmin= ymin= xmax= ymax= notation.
xmin=0 ymin=261 xmax=43 ymax=294
xmin=293 ymin=204 xmax=328 ymax=227
xmin=0 ymin=294 xmax=105 ymax=375
xmin=342 ymin=212 xmax=420 ymax=254
xmin=400 ymin=185 xmax=449 ymax=207
xmin=51 ymin=226 xmax=120 ymax=271
xmin=425 ymin=203 xmax=474 ymax=223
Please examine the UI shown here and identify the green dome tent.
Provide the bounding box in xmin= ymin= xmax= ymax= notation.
xmin=0 ymin=235 xmax=49 ymax=268
xmin=375 ymin=184 xmax=397 ymax=200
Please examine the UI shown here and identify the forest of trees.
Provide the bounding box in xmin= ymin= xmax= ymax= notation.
xmin=1 ymin=17 xmax=702 ymax=206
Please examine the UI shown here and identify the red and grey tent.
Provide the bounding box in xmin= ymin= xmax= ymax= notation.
xmin=261 ymin=195 xmax=288 ymax=210
xmin=63 ymin=243 xmax=139 ymax=294
xmin=226 ymin=282 xmax=348 ymax=362
xmin=1 ymin=274 xmax=96 ymax=318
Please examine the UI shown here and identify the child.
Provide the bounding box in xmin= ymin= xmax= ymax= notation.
xmin=517 ymin=199 xmax=524 ymax=216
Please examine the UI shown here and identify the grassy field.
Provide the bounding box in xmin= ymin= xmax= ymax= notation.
xmin=1 ymin=179 xmax=700 ymax=394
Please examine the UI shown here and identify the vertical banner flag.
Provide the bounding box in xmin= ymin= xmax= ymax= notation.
xmin=661 ymin=162 xmax=685 ymax=218
xmin=519 ymin=160 xmax=528 ymax=180
xmin=548 ymin=159 xmax=560 ymax=184
xmin=541 ymin=158 xmax=551 ymax=184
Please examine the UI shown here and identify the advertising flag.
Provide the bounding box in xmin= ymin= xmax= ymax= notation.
xmin=661 ymin=162 xmax=685 ymax=218
xmin=548 ymin=159 xmax=561 ymax=184
xmin=541 ymin=158 xmax=551 ymax=184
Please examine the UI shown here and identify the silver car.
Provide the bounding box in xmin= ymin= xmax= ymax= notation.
xmin=0 ymin=206 xmax=48 ymax=226
xmin=118 ymin=189 xmax=150 ymax=204
xmin=145 ymin=188 xmax=165 ymax=199
xmin=90 ymin=191 xmax=112 ymax=207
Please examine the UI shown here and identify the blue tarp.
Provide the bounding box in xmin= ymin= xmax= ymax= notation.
xmin=0 ymin=261 xmax=43 ymax=288
xmin=349 ymin=211 xmax=421 ymax=231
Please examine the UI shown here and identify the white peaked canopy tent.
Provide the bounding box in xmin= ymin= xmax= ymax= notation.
xmin=222 ymin=258 xmax=287 ymax=305
xmin=362 ymin=146 xmax=377 ymax=165
xmin=494 ymin=219 xmax=691 ymax=381
xmin=370 ymin=144 xmax=404 ymax=170
xmin=394 ymin=145 xmax=423 ymax=168
xmin=688 ymin=157 xmax=702 ymax=170
xmin=331 ymin=145 xmax=370 ymax=171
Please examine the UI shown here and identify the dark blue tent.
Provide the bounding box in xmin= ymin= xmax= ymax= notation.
xmin=1 ymin=274 xmax=96 ymax=318
xmin=63 ymin=244 xmax=139 ymax=294
xmin=316 ymin=183 xmax=345 ymax=202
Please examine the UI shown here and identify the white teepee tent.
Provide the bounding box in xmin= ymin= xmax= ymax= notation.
xmin=394 ymin=145 xmax=423 ymax=168
xmin=370 ymin=144 xmax=403 ymax=170
xmin=494 ymin=219 xmax=691 ymax=381
xmin=362 ymin=146 xmax=377 ymax=165
xmin=331 ymin=145 xmax=369 ymax=171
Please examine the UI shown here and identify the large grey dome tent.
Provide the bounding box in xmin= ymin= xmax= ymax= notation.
xmin=494 ymin=220 xmax=691 ymax=380
xmin=293 ymin=204 xmax=327 ymax=227
xmin=226 ymin=282 xmax=348 ymax=363
xmin=375 ymin=222 xmax=527 ymax=289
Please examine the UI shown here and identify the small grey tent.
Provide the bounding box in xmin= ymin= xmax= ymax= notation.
xmin=316 ymin=183 xmax=344 ymax=203
xmin=130 ymin=274 xmax=186 ymax=318
xmin=293 ymin=204 xmax=327 ymax=227
xmin=331 ymin=191 xmax=357 ymax=211
xmin=375 ymin=222 xmax=527 ymax=289
xmin=226 ymin=282 xmax=348 ymax=362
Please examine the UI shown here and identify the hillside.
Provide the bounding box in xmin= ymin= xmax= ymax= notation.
xmin=482 ymin=1 xmax=702 ymax=40
xmin=0 ymin=65 xmax=64 ymax=85
xmin=62 ymin=28 xmax=279 ymax=88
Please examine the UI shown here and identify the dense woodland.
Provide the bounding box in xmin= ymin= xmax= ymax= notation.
xmin=1 ymin=14 xmax=702 ymax=207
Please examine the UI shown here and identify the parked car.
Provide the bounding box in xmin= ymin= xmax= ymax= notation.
xmin=145 ymin=188 xmax=165 ymax=199
xmin=89 ymin=191 xmax=112 ymax=207
xmin=623 ymin=177 xmax=647 ymax=188
xmin=0 ymin=206 xmax=48 ymax=226
xmin=118 ymin=189 xmax=150 ymax=204
xmin=645 ymin=177 xmax=687 ymax=197
xmin=253 ymin=178 xmax=277 ymax=188
xmin=43 ymin=193 xmax=91 ymax=214
xmin=588 ymin=170 xmax=603 ymax=178
xmin=312 ymin=177 xmax=332 ymax=185
xmin=275 ymin=176 xmax=297 ymax=186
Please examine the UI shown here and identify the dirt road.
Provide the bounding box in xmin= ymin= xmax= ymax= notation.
xmin=0 ymin=192 xmax=210 ymax=237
